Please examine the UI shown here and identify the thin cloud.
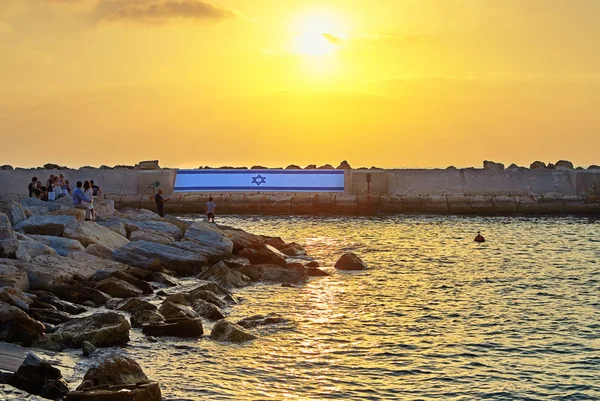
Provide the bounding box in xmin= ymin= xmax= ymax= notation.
xmin=104 ymin=0 xmax=243 ymax=24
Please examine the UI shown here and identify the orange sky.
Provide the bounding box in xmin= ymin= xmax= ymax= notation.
xmin=1 ymin=0 xmax=599 ymax=169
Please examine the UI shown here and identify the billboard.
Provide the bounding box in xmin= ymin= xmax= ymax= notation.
xmin=174 ymin=169 xmax=345 ymax=192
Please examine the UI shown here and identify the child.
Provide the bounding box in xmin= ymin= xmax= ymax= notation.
xmin=206 ymin=197 xmax=216 ymax=223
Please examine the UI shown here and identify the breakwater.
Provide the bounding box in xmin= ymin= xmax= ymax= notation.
xmin=1 ymin=163 xmax=599 ymax=215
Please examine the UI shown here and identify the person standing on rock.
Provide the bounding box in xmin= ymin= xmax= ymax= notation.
xmin=154 ymin=188 xmax=171 ymax=217
xmin=206 ymin=197 xmax=216 ymax=223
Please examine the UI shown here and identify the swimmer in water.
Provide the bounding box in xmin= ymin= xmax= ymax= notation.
xmin=474 ymin=231 xmax=486 ymax=243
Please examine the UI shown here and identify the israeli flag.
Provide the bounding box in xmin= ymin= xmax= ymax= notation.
xmin=174 ymin=169 xmax=345 ymax=192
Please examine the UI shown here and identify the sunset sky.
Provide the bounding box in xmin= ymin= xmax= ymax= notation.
xmin=1 ymin=0 xmax=598 ymax=169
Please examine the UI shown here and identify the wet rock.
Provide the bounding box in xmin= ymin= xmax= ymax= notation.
xmin=555 ymin=160 xmax=574 ymax=170
xmin=305 ymin=261 xmax=320 ymax=268
xmin=238 ymin=244 xmax=286 ymax=266
xmin=218 ymin=225 xmax=264 ymax=251
xmin=191 ymin=299 xmax=226 ymax=321
xmin=278 ymin=242 xmax=306 ymax=257
xmin=109 ymin=298 xmax=157 ymax=313
xmin=179 ymin=221 xmax=234 ymax=261
xmin=29 ymin=234 xmax=85 ymax=256
xmin=76 ymin=356 xmax=150 ymax=391
xmin=8 ymin=354 xmax=68 ymax=400
xmin=236 ymin=313 xmax=291 ymax=329
xmin=0 ymin=286 xmax=33 ymax=311
xmin=29 ymin=308 xmax=72 ymax=325
xmin=0 ymin=301 xmax=45 ymax=345
xmin=159 ymin=301 xmax=199 ymax=320
xmin=51 ymin=283 xmax=111 ymax=306
xmin=54 ymin=312 xmax=130 ymax=348
xmin=219 ymin=254 xmax=251 ymax=269
xmin=82 ymin=341 xmax=97 ymax=357
xmin=483 ymin=160 xmax=504 ymax=170
xmin=0 ymin=200 xmax=27 ymax=226
xmin=135 ymin=160 xmax=160 ymax=170
xmin=0 ymin=212 xmax=18 ymax=258
xmin=306 ymin=267 xmax=330 ymax=277
xmin=33 ymin=291 xmax=87 ymax=315
xmin=210 ymin=319 xmax=256 ymax=343
xmin=163 ymin=293 xmax=188 ymax=305
xmin=237 ymin=264 xmax=263 ymax=281
xmin=0 ymin=260 xmax=30 ymax=291
xmin=110 ymin=271 xmax=153 ymax=294
xmin=335 ymin=252 xmax=367 ymax=270
xmin=197 ymin=261 xmax=251 ymax=289
xmin=151 ymin=272 xmax=178 ymax=287
xmin=142 ymin=317 xmax=203 ymax=337
xmin=260 ymin=264 xmax=307 ymax=284
xmin=130 ymin=309 xmax=165 ymax=328
xmin=13 ymin=215 xmax=78 ymax=237
xmin=95 ymin=277 xmax=143 ymax=299
xmin=190 ymin=281 xmax=232 ymax=297
xmin=186 ymin=288 xmax=228 ymax=309
xmin=113 ymin=240 xmax=207 ymax=275
xmin=337 ymin=160 xmax=352 ymax=169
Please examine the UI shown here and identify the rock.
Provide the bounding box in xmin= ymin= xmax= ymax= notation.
xmin=95 ymin=277 xmax=144 ymax=299
xmin=76 ymin=356 xmax=150 ymax=391
xmin=530 ymin=161 xmax=546 ymax=169
xmin=109 ymin=298 xmax=157 ymax=312
xmin=210 ymin=319 xmax=256 ymax=343
xmin=130 ymin=309 xmax=165 ymax=328
xmin=186 ymin=288 xmax=228 ymax=309
xmin=190 ymin=281 xmax=232 ymax=297
xmin=54 ymin=312 xmax=130 ymax=347
xmin=318 ymin=164 xmax=335 ymax=169
xmin=547 ymin=163 xmax=556 ymax=169
xmin=151 ymin=272 xmax=178 ymax=287
xmin=82 ymin=341 xmax=97 ymax=357
xmin=278 ymin=242 xmax=306 ymax=257
xmin=8 ymin=354 xmax=68 ymax=400
xmin=337 ymin=160 xmax=352 ymax=169
xmin=179 ymin=221 xmax=234 ymax=261
xmin=263 ymin=236 xmax=286 ymax=248
xmin=190 ymin=299 xmax=226 ymax=321
xmin=163 ymin=293 xmax=188 ymax=305
xmin=29 ymin=308 xmax=72 ymax=325
xmin=307 ymin=267 xmax=330 ymax=276
xmin=124 ymin=220 xmax=183 ymax=242
xmin=286 ymin=164 xmax=301 ymax=169
xmin=588 ymin=165 xmax=600 ymax=170
xmin=32 ymin=291 xmax=87 ymax=315
xmin=0 ymin=213 xmax=18 ymax=258
xmin=14 ymin=233 xmax=57 ymax=263
xmin=238 ymin=244 xmax=286 ymax=266
xmin=92 ymin=197 xmax=116 ymax=218
xmin=236 ymin=313 xmax=291 ymax=329
xmin=218 ymin=254 xmax=251 ymax=269
xmin=260 ymin=264 xmax=307 ymax=284
xmin=113 ymin=240 xmax=207 ymax=275
xmin=197 ymin=261 xmax=251 ymax=289
xmin=85 ymin=243 xmax=114 ymax=259
xmin=507 ymin=163 xmax=522 ymax=169
xmin=29 ymin=234 xmax=85 ymax=256
xmin=142 ymin=318 xmax=203 ymax=337
xmin=237 ymin=264 xmax=263 ymax=281
xmin=0 ymin=287 xmax=34 ymax=311
xmin=129 ymin=229 xmax=173 ymax=244
xmin=306 ymin=261 xmax=320 ymax=268
xmin=109 ymin=270 xmax=153 ymax=294
xmin=218 ymin=225 xmax=264 ymax=252
xmin=0 ymin=201 xmax=27 ymax=226
xmin=13 ymin=215 xmax=78 ymax=237
xmin=304 ymin=164 xmax=317 ymax=169
xmin=0 ymin=301 xmax=45 ymax=345
xmin=96 ymin=220 xmax=127 ymax=237
xmin=335 ymin=252 xmax=367 ymax=270
xmin=135 ymin=160 xmax=160 ymax=170
xmin=20 ymin=197 xmax=66 ymax=213
xmin=63 ymin=221 xmax=130 ymax=250
xmin=159 ymin=301 xmax=199 ymax=320
xmin=483 ymin=160 xmax=505 ymax=170
xmin=555 ymin=160 xmax=574 ymax=170
xmin=48 ymin=208 xmax=86 ymax=223
xmin=117 ymin=208 xmax=163 ymax=222
xmin=50 ymin=282 xmax=111 ymax=306
xmin=0 ymin=260 xmax=30 ymax=291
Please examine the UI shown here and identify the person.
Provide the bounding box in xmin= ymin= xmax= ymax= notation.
xmin=59 ymin=174 xmax=70 ymax=197
xmin=72 ymin=181 xmax=93 ymax=220
xmin=28 ymin=177 xmax=38 ymax=197
xmin=83 ymin=181 xmax=96 ymax=221
xmin=206 ymin=197 xmax=216 ymax=223
xmin=64 ymin=179 xmax=72 ymax=196
xmin=154 ymin=188 xmax=171 ymax=217
xmin=36 ymin=180 xmax=48 ymax=201
xmin=90 ymin=180 xmax=102 ymax=197
xmin=474 ymin=231 xmax=486 ymax=243
xmin=46 ymin=176 xmax=57 ymax=200
xmin=52 ymin=176 xmax=64 ymax=199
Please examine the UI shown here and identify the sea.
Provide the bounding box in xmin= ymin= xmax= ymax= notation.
xmin=62 ymin=214 xmax=600 ymax=400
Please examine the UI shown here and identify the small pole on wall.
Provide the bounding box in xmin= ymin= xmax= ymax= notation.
xmin=366 ymin=173 xmax=372 ymax=195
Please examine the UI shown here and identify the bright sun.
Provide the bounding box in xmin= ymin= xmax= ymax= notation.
xmin=291 ymin=13 xmax=346 ymax=57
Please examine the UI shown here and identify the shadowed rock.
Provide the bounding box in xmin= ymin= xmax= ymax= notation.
xmin=196 ymin=261 xmax=251 ymax=289
xmin=95 ymin=277 xmax=143 ymax=299
xmin=13 ymin=215 xmax=78 ymax=237
xmin=142 ymin=318 xmax=203 ymax=338
xmin=131 ymin=309 xmax=165 ymax=328
xmin=29 ymin=235 xmax=85 ymax=257
xmin=191 ymin=299 xmax=226 ymax=321
xmin=179 ymin=221 xmax=233 ymax=261
xmin=113 ymin=240 xmax=207 ymax=275
xmin=54 ymin=312 xmax=130 ymax=348
xmin=159 ymin=301 xmax=199 ymax=320
xmin=238 ymin=244 xmax=286 ymax=266
xmin=76 ymin=356 xmax=150 ymax=391
xmin=0 ymin=260 xmax=30 ymax=291
xmin=236 ymin=313 xmax=291 ymax=329
xmin=0 ymin=301 xmax=45 ymax=346
xmin=9 ymin=354 xmax=68 ymax=400
xmin=335 ymin=252 xmax=367 ymax=271
xmin=260 ymin=264 xmax=307 ymax=284
xmin=0 ymin=201 xmax=27 ymax=226
xmin=0 ymin=213 xmax=17 ymax=258
xmin=210 ymin=319 xmax=256 ymax=343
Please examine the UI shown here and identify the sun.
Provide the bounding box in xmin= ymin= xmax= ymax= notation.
xmin=290 ymin=13 xmax=347 ymax=57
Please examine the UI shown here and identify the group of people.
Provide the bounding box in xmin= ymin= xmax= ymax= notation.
xmin=154 ymin=189 xmax=216 ymax=222
xmin=28 ymin=174 xmax=102 ymax=221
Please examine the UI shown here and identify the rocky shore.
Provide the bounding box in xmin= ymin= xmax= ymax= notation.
xmin=0 ymin=197 xmax=365 ymax=400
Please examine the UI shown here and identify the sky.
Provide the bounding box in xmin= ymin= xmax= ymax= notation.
xmin=0 ymin=0 xmax=599 ymax=169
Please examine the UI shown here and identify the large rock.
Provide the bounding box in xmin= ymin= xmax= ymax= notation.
xmin=25 ymin=254 xmax=101 ymax=290
xmin=48 ymin=208 xmax=86 ymax=223
xmin=162 ymin=215 xmax=190 ymax=234
xmin=117 ymin=208 xmax=163 ymax=222
xmin=51 ymin=283 xmax=111 ymax=306
xmin=0 ymin=260 xmax=30 ymax=291
xmin=555 ymin=160 xmax=574 ymax=170
xmin=188 ymin=281 xmax=232 ymax=297
xmin=14 ymin=233 xmax=57 ymax=263
xmin=0 ymin=200 xmax=27 ymax=226
xmin=123 ymin=220 xmax=183 ymax=242
xmin=236 ymin=313 xmax=291 ymax=329
xmin=54 ymin=312 xmax=130 ymax=347
xmin=13 ymin=215 xmax=78 ymax=237
xmin=76 ymin=356 xmax=150 ymax=391
xmin=107 ymin=270 xmax=153 ymax=294
xmin=113 ymin=240 xmax=207 ymax=275
xmin=483 ymin=160 xmax=505 ymax=170
xmin=0 ymin=301 xmax=45 ymax=345
xmin=32 ymin=291 xmax=87 ymax=315
xmin=129 ymin=229 xmax=173 ymax=244
xmin=238 ymin=244 xmax=286 ymax=266
xmin=159 ymin=301 xmax=199 ymax=320
xmin=278 ymin=242 xmax=306 ymax=257
xmin=186 ymin=288 xmax=228 ymax=309
xmin=180 ymin=221 xmax=234 ymax=261
xmin=97 ymin=220 xmax=127 ymax=237
xmin=335 ymin=252 xmax=367 ymax=270
xmin=0 ymin=287 xmax=33 ymax=311
xmin=20 ymin=197 xmax=66 ymax=213
xmin=238 ymin=264 xmax=263 ymax=281
xmin=142 ymin=318 xmax=203 ymax=337
xmin=63 ymin=221 xmax=130 ymax=250
xmin=0 ymin=212 xmax=18 ymax=258
xmin=196 ymin=261 xmax=251 ymax=289
xmin=530 ymin=161 xmax=547 ymax=169
xmin=95 ymin=277 xmax=143 ymax=299
xmin=29 ymin=235 xmax=85 ymax=256
xmin=29 ymin=308 xmax=72 ymax=325
xmin=92 ymin=197 xmax=116 ymax=218
xmin=8 ymin=354 xmax=69 ymax=400
xmin=130 ymin=309 xmax=165 ymax=328
xmin=107 ymin=297 xmax=156 ymax=312
xmin=210 ymin=320 xmax=256 ymax=343
xmin=260 ymin=264 xmax=307 ymax=284
xmin=190 ymin=299 xmax=226 ymax=321
xmin=218 ymin=225 xmax=264 ymax=252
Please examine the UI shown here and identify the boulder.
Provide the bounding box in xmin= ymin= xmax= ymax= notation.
xmin=159 ymin=301 xmax=199 ymax=320
xmin=25 ymin=255 xmax=100 ymax=290
xmin=218 ymin=226 xmax=264 ymax=252
xmin=162 ymin=215 xmax=190 ymax=234
xmin=82 ymin=341 xmax=97 ymax=357
xmin=85 ymin=243 xmax=114 ymax=259
xmin=278 ymin=242 xmax=306 ymax=257
xmin=130 ymin=309 xmax=165 ymax=328
xmin=54 ymin=312 xmax=130 ymax=347
xmin=335 ymin=252 xmax=367 ymax=270
xmin=29 ymin=235 xmax=85 ymax=256
xmin=336 ymin=160 xmax=352 ymax=169
xmin=163 ymin=293 xmax=188 ymax=305
xmin=189 ymin=281 xmax=232 ymax=297
xmin=286 ymin=164 xmax=301 ymax=169
xmin=97 ymin=220 xmax=127 ymax=237
xmin=306 ymin=267 xmax=330 ymax=277
xmin=190 ymin=299 xmax=226 ymax=321
xmin=260 ymin=264 xmax=307 ymax=284
xmin=117 ymin=208 xmax=163 ymax=222
xmin=263 ymin=236 xmax=286 ymax=248
xmin=151 ymin=272 xmax=178 ymax=287
xmin=0 ymin=200 xmax=27 ymax=226
xmin=555 ymin=160 xmax=574 ymax=170
xmin=305 ymin=261 xmax=320 ymax=268
xmin=113 ymin=240 xmax=207 ymax=275
xmin=236 ymin=313 xmax=291 ymax=329
xmin=219 ymin=254 xmax=251 ymax=269
xmin=0 ymin=301 xmax=45 ymax=345
xmin=107 ymin=298 xmax=156 ymax=312
xmin=588 ymin=165 xmax=600 ymax=170
xmin=76 ymin=356 xmax=150 ymax=391
xmin=135 ymin=160 xmax=160 ymax=170
xmin=210 ymin=319 xmax=256 ymax=343
xmin=20 ymin=197 xmax=66 ymax=213
xmin=186 ymin=288 xmax=228 ymax=309
xmin=8 ymin=354 xmax=68 ymax=400
xmin=0 ymin=212 xmax=18 ymax=258
xmin=0 ymin=287 xmax=33 ymax=311
xmin=142 ymin=318 xmax=203 ymax=337
xmin=0 ymin=260 xmax=30 ymax=291
xmin=483 ymin=160 xmax=505 ymax=170
xmin=123 ymin=220 xmax=183 ymax=242
xmin=197 ymin=261 xmax=251 ymax=289
xmin=180 ymin=221 xmax=234 ymax=260
xmin=48 ymin=208 xmax=86 ymax=223
xmin=32 ymin=291 xmax=87 ymax=315
xmin=238 ymin=244 xmax=286 ymax=266
xmin=95 ymin=277 xmax=143 ymax=299
xmin=92 ymin=197 xmax=116 ymax=218
xmin=29 ymin=308 xmax=72 ymax=325
xmin=63 ymin=221 xmax=130 ymax=250
xmin=109 ymin=270 xmax=153 ymax=294
xmin=50 ymin=283 xmax=111 ymax=306
xmin=237 ymin=264 xmax=263 ymax=281
xmin=14 ymin=233 xmax=57 ymax=263
xmin=129 ymin=229 xmax=173 ymax=244
xmin=22 ymin=205 xmax=50 ymax=218
xmin=13 ymin=215 xmax=78 ymax=236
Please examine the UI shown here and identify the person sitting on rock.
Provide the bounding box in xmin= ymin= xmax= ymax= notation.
xmin=59 ymin=174 xmax=69 ymax=197
xmin=154 ymin=188 xmax=171 ymax=217
xmin=206 ymin=197 xmax=216 ymax=223
xmin=72 ymin=181 xmax=93 ymax=220
xmin=28 ymin=176 xmax=38 ymax=197
xmin=90 ymin=180 xmax=102 ymax=197
xmin=35 ymin=180 xmax=48 ymax=201
xmin=83 ymin=180 xmax=97 ymax=221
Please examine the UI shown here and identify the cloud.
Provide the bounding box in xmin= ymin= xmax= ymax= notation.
xmin=0 ymin=22 xmax=14 ymax=36
xmin=103 ymin=0 xmax=243 ymax=24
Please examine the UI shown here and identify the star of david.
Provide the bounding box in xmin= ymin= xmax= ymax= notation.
xmin=251 ymin=174 xmax=267 ymax=186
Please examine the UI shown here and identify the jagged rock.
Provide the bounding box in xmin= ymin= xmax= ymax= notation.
xmin=50 ymin=283 xmax=111 ymax=306
xmin=13 ymin=215 xmax=78 ymax=236
xmin=163 ymin=293 xmax=188 ymax=305
xmin=118 ymin=208 xmax=163 ymax=222
xmin=14 ymin=233 xmax=57 ymax=263
xmin=260 ymin=264 xmax=307 ymax=284
xmin=82 ymin=341 xmax=97 ymax=357
xmin=237 ymin=264 xmax=263 ymax=281
xmin=142 ymin=318 xmax=203 ymax=337
xmin=29 ymin=235 xmax=85 ymax=256
xmin=8 ymin=354 xmax=68 ymax=400
xmin=306 ymin=267 xmax=329 ymax=276
xmin=48 ymin=208 xmax=86 ymax=223
xmin=151 ymin=272 xmax=178 ymax=287
xmin=555 ymin=160 xmax=574 ymax=170
xmin=54 ymin=312 xmax=130 ymax=347
xmin=0 ymin=213 xmax=18 ymax=258
xmin=0 ymin=301 xmax=45 ymax=345
xmin=76 ymin=356 xmax=150 ymax=391
xmin=113 ymin=240 xmax=207 ymax=275
xmin=210 ymin=320 xmax=256 ymax=343
xmin=530 ymin=161 xmax=547 ymax=169
xmin=337 ymin=160 xmax=351 ymax=169
xmin=219 ymin=254 xmax=251 ymax=269
xmin=32 ymin=291 xmax=87 ymax=315
xmin=191 ymin=299 xmax=226 ymax=321
xmin=318 ymin=164 xmax=335 ymax=169
xmin=159 ymin=301 xmax=199 ymax=320
xmin=335 ymin=252 xmax=367 ymax=270
xmin=218 ymin=225 xmax=264 ymax=252
xmin=286 ymin=164 xmax=301 ymax=169
xmin=483 ymin=160 xmax=504 ymax=170
xmin=179 ymin=221 xmax=234 ymax=261
xmin=0 ymin=260 xmax=30 ymax=291
xmin=63 ymin=221 xmax=130 ymax=250
xmin=129 ymin=230 xmax=173 ymax=244
xmin=134 ymin=160 xmax=160 ymax=170
xmin=304 ymin=164 xmax=317 ymax=169
xmin=0 ymin=287 xmax=34 ymax=311
xmin=95 ymin=277 xmax=143 ymax=299
xmin=186 ymin=289 xmax=228 ymax=309
xmin=0 ymin=201 xmax=27 ymax=226
xmin=238 ymin=244 xmax=286 ymax=266
xmin=197 ymin=261 xmax=251 ymax=289
xmin=278 ymin=242 xmax=306 ymax=256
xmin=305 ymin=261 xmax=320 ymax=268
xmin=236 ymin=313 xmax=290 ymax=329
xmin=29 ymin=308 xmax=71 ymax=325
xmin=130 ymin=309 xmax=165 ymax=328
xmin=96 ymin=220 xmax=127 ymax=237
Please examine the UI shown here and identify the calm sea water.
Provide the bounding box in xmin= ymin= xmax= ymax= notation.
xmin=70 ymin=215 xmax=600 ymax=400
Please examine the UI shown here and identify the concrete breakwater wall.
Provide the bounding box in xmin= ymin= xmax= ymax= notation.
xmin=1 ymin=166 xmax=599 ymax=215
